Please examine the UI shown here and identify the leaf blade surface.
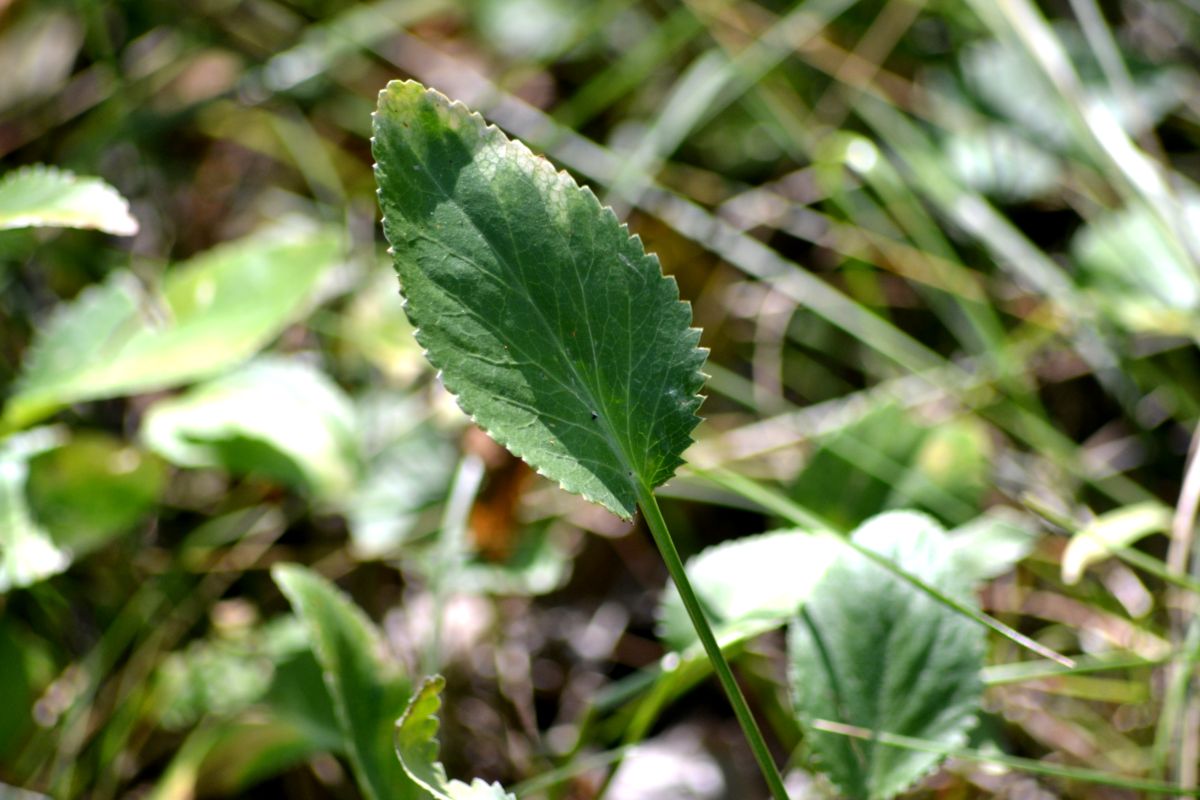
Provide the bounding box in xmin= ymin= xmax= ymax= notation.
xmin=395 ymin=675 xmax=516 ymax=800
xmin=0 ymin=165 xmax=137 ymax=234
xmin=788 ymin=511 xmax=984 ymax=799
xmin=372 ymin=81 xmax=705 ymax=518
xmin=272 ymin=564 xmax=420 ymax=800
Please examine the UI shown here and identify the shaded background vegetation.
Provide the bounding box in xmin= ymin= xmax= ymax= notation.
xmin=2 ymin=0 xmax=1200 ymax=797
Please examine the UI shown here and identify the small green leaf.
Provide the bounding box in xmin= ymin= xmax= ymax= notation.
xmin=348 ymin=390 xmax=457 ymax=557
xmin=789 ymin=511 xmax=984 ymax=800
xmin=657 ymin=529 xmax=839 ymax=651
xmin=26 ymin=432 xmax=164 ymax=554
xmin=395 ymin=675 xmax=516 ymax=800
xmin=372 ymin=80 xmax=706 ymax=519
xmin=141 ymin=357 xmax=360 ymax=500
xmin=0 ymin=428 xmax=70 ymax=592
xmin=0 ymin=165 xmax=138 ymax=234
xmin=1071 ymin=198 xmax=1200 ymax=316
xmin=947 ymin=510 xmax=1039 ymax=584
xmin=943 ymin=126 xmax=1060 ymax=202
xmin=271 ymin=564 xmax=420 ymax=800
xmin=6 ymin=227 xmax=340 ymax=429
xmin=1062 ymin=502 xmax=1172 ymax=585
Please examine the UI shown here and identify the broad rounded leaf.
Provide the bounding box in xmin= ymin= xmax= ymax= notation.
xmin=372 ymin=81 xmax=706 ymax=519
xmin=657 ymin=529 xmax=838 ymax=651
xmin=0 ymin=165 xmax=137 ymax=234
xmin=947 ymin=510 xmax=1039 ymax=585
xmin=788 ymin=511 xmax=984 ymax=799
xmin=141 ymin=357 xmax=360 ymax=500
xmin=395 ymin=675 xmax=516 ymax=800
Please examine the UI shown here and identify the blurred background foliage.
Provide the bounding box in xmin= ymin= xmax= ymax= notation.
xmin=1 ymin=0 xmax=1200 ymax=797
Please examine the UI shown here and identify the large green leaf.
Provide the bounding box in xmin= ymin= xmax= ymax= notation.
xmin=657 ymin=529 xmax=839 ymax=651
xmin=141 ymin=357 xmax=360 ymax=501
xmin=271 ymin=564 xmax=421 ymax=800
xmin=372 ymin=81 xmax=706 ymax=519
xmin=5 ymin=227 xmax=341 ymax=429
xmin=395 ymin=675 xmax=516 ymax=800
xmin=788 ymin=511 xmax=984 ymax=799
xmin=0 ymin=165 xmax=137 ymax=235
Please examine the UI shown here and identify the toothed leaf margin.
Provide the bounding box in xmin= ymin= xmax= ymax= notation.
xmin=372 ymin=80 xmax=706 ymax=519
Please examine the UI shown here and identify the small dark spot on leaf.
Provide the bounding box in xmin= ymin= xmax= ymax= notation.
xmin=590 ymin=411 xmax=598 ymax=421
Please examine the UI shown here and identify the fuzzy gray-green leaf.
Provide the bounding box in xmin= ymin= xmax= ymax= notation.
xmin=372 ymin=81 xmax=706 ymax=519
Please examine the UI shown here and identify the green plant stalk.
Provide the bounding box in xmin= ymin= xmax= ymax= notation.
xmin=634 ymin=482 xmax=789 ymax=800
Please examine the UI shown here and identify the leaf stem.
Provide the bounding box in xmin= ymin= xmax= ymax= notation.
xmin=634 ymin=483 xmax=790 ymax=800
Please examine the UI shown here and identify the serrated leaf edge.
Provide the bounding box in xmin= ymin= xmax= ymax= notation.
xmin=371 ymin=80 xmax=707 ymax=520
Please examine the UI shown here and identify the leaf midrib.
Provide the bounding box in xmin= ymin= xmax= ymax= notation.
xmin=395 ymin=112 xmax=643 ymax=498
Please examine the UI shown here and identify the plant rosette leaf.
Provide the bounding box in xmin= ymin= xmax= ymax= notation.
xmin=788 ymin=511 xmax=985 ymax=800
xmin=372 ymin=80 xmax=706 ymax=519
xmin=395 ymin=675 xmax=516 ymax=800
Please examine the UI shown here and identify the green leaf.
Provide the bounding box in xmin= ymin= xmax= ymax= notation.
xmin=947 ymin=510 xmax=1039 ymax=585
xmin=372 ymin=80 xmax=706 ymax=520
xmin=0 ymin=621 xmax=41 ymax=758
xmin=943 ymin=126 xmax=1060 ymax=202
xmin=1071 ymin=198 xmax=1200 ymax=318
xmin=271 ymin=564 xmax=421 ymax=800
xmin=1061 ymin=502 xmax=1172 ymax=585
xmin=788 ymin=511 xmax=984 ymax=799
xmin=395 ymin=675 xmax=516 ymax=800
xmin=348 ymin=390 xmax=457 ymax=557
xmin=0 ymin=428 xmax=70 ymax=592
xmin=0 ymin=165 xmax=138 ymax=235
xmin=141 ymin=357 xmax=360 ymax=500
xmin=26 ymin=432 xmax=164 ymax=554
xmin=5 ymin=226 xmax=341 ymax=429
xmin=420 ymin=521 xmax=574 ymax=596
xmin=657 ymin=529 xmax=839 ymax=651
